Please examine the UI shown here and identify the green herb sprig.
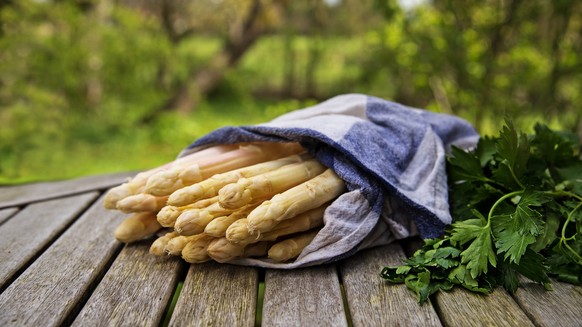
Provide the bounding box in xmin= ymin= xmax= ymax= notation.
xmin=381 ymin=121 xmax=582 ymax=303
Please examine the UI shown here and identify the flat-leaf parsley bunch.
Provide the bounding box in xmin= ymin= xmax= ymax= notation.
xmin=381 ymin=121 xmax=582 ymax=303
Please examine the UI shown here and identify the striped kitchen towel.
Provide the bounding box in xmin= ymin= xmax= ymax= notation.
xmin=180 ymin=94 xmax=480 ymax=268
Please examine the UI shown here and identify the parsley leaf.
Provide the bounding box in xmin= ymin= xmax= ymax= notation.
xmin=448 ymin=146 xmax=488 ymax=183
xmin=450 ymin=217 xmax=497 ymax=278
xmin=491 ymin=190 xmax=549 ymax=263
xmin=381 ymin=121 xmax=582 ymax=304
xmin=557 ymin=163 xmax=582 ymax=195
xmin=491 ymin=120 xmax=530 ymax=190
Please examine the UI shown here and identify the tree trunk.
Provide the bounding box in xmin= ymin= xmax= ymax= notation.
xmin=141 ymin=0 xmax=279 ymax=124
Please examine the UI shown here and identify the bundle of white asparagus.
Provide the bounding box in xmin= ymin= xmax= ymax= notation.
xmin=104 ymin=142 xmax=347 ymax=264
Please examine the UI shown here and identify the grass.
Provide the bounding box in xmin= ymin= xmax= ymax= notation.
xmin=161 ymin=281 xmax=183 ymax=327
xmin=255 ymin=281 xmax=265 ymax=327
xmin=0 ymin=96 xmax=317 ymax=185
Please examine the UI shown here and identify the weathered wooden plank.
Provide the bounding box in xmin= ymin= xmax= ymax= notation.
xmin=435 ymin=287 xmax=535 ymax=327
xmin=339 ymin=244 xmax=442 ymax=327
xmin=169 ymin=262 xmax=259 ymax=327
xmin=72 ymin=242 xmax=184 ymax=327
xmin=0 ymin=192 xmax=99 ymax=290
xmin=0 ymin=196 xmax=126 ymax=327
xmin=512 ymin=278 xmax=582 ymax=327
xmin=262 ymin=265 xmax=348 ymax=327
xmin=0 ymin=171 xmax=135 ymax=208
xmin=0 ymin=207 xmax=19 ymax=225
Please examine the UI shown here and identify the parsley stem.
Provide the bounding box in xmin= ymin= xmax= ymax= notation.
xmin=560 ymin=201 xmax=582 ymax=263
xmin=545 ymin=190 xmax=582 ymax=202
xmin=487 ymin=190 xmax=524 ymax=223
xmin=509 ymin=167 xmax=526 ymax=190
xmin=483 ymin=177 xmax=510 ymax=191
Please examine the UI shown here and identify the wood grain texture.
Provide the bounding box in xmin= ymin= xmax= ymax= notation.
xmin=72 ymin=242 xmax=184 ymax=327
xmin=169 ymin=262 xmax=259 ymax=327
xmin=0 ymin=207 xmax=18 ymax=225
xmin=262 ymin=265 xmax=348 ymax=327
xmin=339 ymin=244 xmax=442 ymax=327
xmin=435 ymin=287 xmax=535 ymax=327
xmin=512 ymin=278 xmax=582 ymax=327
xmin=2 ymin=176 xmax=579 ymax=327
xmin=0 ymin=171 xmax=135 ymax=208
xmin=0 ymin=192 xmax=99 ymax=289
xmin=0 ymin=196 xmax=126 ymax=327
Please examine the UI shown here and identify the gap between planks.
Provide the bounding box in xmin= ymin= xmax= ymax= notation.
xmin=0 ymin=207 xmax=19 ymax=226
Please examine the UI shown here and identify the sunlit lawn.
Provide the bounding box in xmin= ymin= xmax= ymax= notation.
xmin=0 ymin=97 xmax=310 ymax=185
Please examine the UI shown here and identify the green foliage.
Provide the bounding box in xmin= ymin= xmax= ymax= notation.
xmin=366 ymin=0 xmax=582 ymax=134
xmin=0 ymin=0 xmax=580 ymax=184
xmin=381 ymin=122 xmax=582 ymax=303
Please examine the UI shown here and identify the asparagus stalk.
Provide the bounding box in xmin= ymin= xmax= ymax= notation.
xmin=150 ymin=231 xmax=179 ymax=256
xmin=114 ymin=212 xmax=162 ymax=243
xmin=174 ymin=201 xmax=237 ymax=236
xmin=115 ymin=194 xmax=169 ymax=213
xmin=246 ymin=169 xmax=346 ymax=234
xmin=181 ymin=234 xmax=216 ymax=263
xmin=103 ymin=144 xmax=237 ymax=209
xmin=267 ymin=229 xmax=320 ymax=262
xmin=144 ymin=142 xmax=304 ymax=196
xmin=204 ymin=204 xmax=259 ymax=237
xmin=167 ymin=154 xmax=309 ymax=207
xmin=165 ymin=234 xmax=201 ymax=256
xmin=218 ymin=159 xmax=326 ymax=210
xmin=206 ymin=238 xmax=271 ymax=263
xmin=103 ymin=183 xmax=138 ymax=210
xmin=204 ymin=214 xmax=244 ymax=238
xmin=226 ymin=204 xmax=327 ymax=245
xmin=156 ymin=196 xmax=218 ymax=228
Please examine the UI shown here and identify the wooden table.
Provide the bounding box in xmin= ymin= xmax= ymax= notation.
xmin=0 ymin=172 xmax=580 ymax=327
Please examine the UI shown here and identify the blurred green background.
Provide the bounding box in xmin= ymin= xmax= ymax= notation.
xmin=1 ymin=0 xmax=581 ymax=184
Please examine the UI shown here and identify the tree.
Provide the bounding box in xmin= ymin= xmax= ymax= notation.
xmin=365 ymin=0 xmax=582 ymax=133
xmin=135 ymin=0 xmax=287 ymax=123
